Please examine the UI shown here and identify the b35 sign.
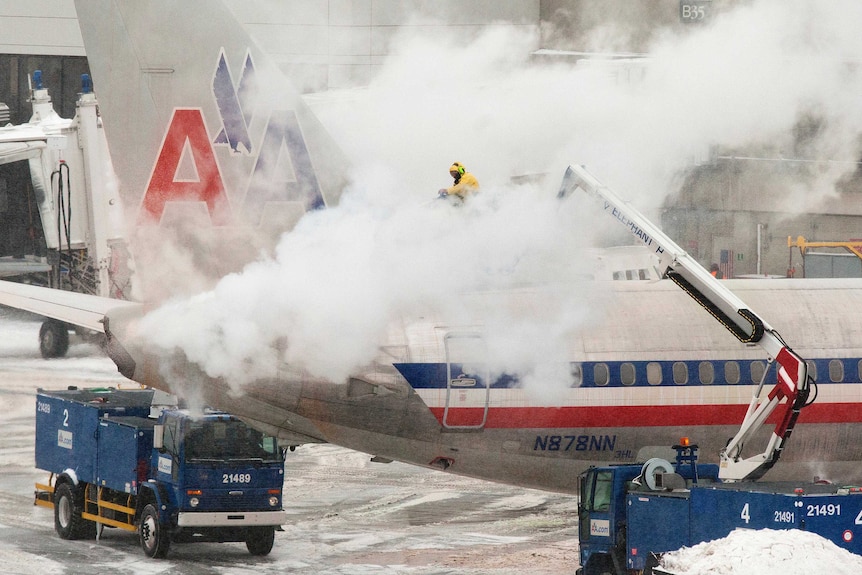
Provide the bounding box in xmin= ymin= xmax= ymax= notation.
xmin=680 ymin=0 xmax=710 ymax=23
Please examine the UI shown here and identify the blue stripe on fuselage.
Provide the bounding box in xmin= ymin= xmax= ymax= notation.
xmin=395 ymin=358 xmax=861 ymax=389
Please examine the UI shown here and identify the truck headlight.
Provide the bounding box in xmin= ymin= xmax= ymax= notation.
xmin=268 ymin=496 xmax=279 ymax=507
xmin=189 ymin=497 xmax=200 ymax=508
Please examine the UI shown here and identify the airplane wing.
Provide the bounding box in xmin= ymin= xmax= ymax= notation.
xmin=0 ymin=280 xmax=140 ymax=333
xmin=0 ymin=258 xmax=52 ymax=279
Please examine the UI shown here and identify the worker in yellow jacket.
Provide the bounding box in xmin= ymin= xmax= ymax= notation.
xmin=438 ymin=162 xmax=479 ymax=202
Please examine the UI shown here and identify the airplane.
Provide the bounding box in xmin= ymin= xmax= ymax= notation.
xmin=0 ymin=0 xmax=860 ymax=495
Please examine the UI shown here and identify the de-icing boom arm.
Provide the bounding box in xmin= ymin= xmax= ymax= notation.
xmin=558 ymin=165 xmax=810 ymax=482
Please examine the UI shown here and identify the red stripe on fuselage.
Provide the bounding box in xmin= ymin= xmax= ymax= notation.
xmin=430 ymin=403 xmax=861 ymax=428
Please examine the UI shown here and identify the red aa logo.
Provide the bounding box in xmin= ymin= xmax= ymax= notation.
xmin=139 ymin=108 xmax=231 ymax=225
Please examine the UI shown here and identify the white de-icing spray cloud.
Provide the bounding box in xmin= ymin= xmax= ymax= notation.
xmin=137 ymin=0 xmax=862 ymax=397
xmin=138 ymin=179 xmax=597 ymax=393
xmin=311 ymin=0 xmax=862 ymax=208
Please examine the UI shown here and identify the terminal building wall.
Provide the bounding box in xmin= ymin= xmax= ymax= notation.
xmin=0 ymin=1 xmax=540 ymax=102
xmin=1 ymin=0 xmax=861 ymax=277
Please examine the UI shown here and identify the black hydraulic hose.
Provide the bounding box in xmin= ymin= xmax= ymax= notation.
xmin=25 ymin=181 xmax=38 ymax=252
xmin=667 ymin=270 xmax=765 ymax=343
xmin=52 ymin=161 xmax=72 ymax=289
xmin=803 ymin=377 xmax=818 ymax=407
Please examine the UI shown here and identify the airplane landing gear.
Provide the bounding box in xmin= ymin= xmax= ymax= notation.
xmin=39 ymin=319 xmax=69 ymax=358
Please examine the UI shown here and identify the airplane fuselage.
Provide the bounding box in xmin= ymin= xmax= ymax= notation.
xmin=106 ymin=277 xmax=862 ymax=493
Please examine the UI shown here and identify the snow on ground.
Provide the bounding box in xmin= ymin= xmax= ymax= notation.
xmin=659 ymin=528 xmax=862 ymax=575
xmin=2 ymin=309 xmax=861 ymax=574
xmin=0 ymin=310 xmax=579 ymax=574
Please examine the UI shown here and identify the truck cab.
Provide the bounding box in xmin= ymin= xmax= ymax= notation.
xmin=140 ymin=409 xmax=286 ymax=557
xmin=578 ymin=464 xmax=643 ymax=575
xmin=151 ymin=410 xmax=284 ymax=524
xmin=577 ymin=443 xmax=720 ymax=575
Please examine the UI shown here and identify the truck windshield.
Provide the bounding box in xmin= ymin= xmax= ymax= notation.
xmin=184 ymin=419 xmax=280 ymax=462
xmin=582 ymin=470 xmax=613 ymax=513
xmin=592 ymin=471 xmax=613 ymax=512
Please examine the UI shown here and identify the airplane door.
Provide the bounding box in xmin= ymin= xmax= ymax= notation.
xmin=442 ymin=332 xmax=490 ymax=430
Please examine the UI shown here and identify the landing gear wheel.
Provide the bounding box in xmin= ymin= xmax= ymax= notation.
xmin=54 ymin=482 xmax=95 ymax=540
xmin=40 ymin=319 xmax=69 ymax=358
xmin=246 ymin=526 xmax=275 ymax=555
xmin=139 ymin=503 xmax=171 ymax=558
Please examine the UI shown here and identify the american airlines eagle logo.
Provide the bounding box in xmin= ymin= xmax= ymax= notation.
xmin=212 ymin=50 xmax=256 ymax=155
xmin=139 ymin=49 xmax=324 ymax=226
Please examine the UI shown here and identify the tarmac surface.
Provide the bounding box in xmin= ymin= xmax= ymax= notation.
xmin=0 ymin=309 xmax=579 ymax=574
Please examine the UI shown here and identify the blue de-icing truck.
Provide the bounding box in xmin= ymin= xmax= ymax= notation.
xmin=565 ymin=167 xmax=862 ymax=574
xmin=34 ymin=386 xmax=286 ymax=558
xmin=577 ymin=442 xmax=862 ymax=575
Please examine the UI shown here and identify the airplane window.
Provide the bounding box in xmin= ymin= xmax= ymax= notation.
xmin=638 ymin=269 xmax=648 ymax=280
xmin=672 ymin=362 xmax=688 ymax=385
xmin=724 ymin=361 xmax=740 ymax=384
xmin=829 ymin=359 xmax=844 ymax=383
xmin=806 ymin=361 xmax=817 ymax=382
xmin=620 ymin=363 xmax=636 ymax=386
xmin=749 ymin=361 xmax=766 ymax=384
xmin=626 ymin=270 xmax=635 ymax=280
xmin=593 ymin=363 xmax=610 ymax=386
xmin=570 ymin=363 xmax=583 ymax=387
xmin=646 ymin=362 xmax=662 ymax=386
xmin=698 ymin=362 xmax=714 ymax=385
xmin=613 ymin=271 xmax=625 ymax=280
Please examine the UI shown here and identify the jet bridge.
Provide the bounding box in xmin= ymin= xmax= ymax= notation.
xmin=0 ymin=71 xmax=133 ymax=356
xmin=558 ymin=165 xmax=811 ymax=482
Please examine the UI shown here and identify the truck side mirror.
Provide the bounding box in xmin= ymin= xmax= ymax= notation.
xmin=153 ymin=424 xmax=164 ymax=450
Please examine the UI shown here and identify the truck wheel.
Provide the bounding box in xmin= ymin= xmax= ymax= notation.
xmin=139 ymin=504 xmax=171 ymax=558
xmin=245 ymin=526 xmax=275 ymax=555
xmin=54 ymin=483 xmax=95 ymax=540
xmin=39 ymin=319 xmax=69 ymax=358
xmin=584 ymin=553 xmax=615 ymax=575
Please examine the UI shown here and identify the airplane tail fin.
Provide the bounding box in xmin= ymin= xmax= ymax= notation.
xmin=73 ymin=0 xmax=349 ymax=294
